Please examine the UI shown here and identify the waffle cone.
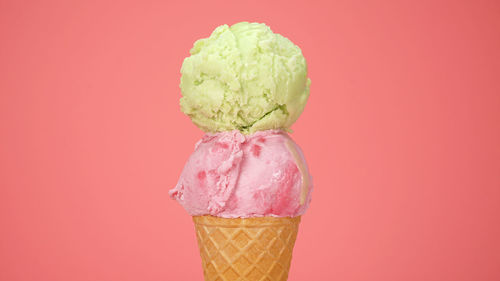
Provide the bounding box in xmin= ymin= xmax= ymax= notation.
xmin=192 ymin=215 xmax=301 ymax=281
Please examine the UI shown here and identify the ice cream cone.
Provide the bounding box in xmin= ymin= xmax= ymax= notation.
xmin=192 ymin=215 xmax=301 ymax=281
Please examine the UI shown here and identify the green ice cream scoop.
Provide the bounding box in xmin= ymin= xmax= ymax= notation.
xmin=179 ymin=22 xmax=311 ymax=134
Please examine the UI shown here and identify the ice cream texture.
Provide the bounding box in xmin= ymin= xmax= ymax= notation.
xmin=179 ymin=22 xmax=311 ymax=134
xmin=169 ymin=130 xmax=312 ymax=218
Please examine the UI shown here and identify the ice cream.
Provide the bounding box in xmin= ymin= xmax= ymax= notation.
xmin=169 ymin=130 xmax=312 ymax=218
xmin=170 ymin=22 xmax=312 ymax=281
xmin=179 ymin=22 xmax=311 ymax=134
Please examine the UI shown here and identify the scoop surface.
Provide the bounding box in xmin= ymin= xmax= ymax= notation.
xmin=169 ymin=130 xmax=312 ymax=218
xmin=180 ymin=22 xmax=311 ymax=134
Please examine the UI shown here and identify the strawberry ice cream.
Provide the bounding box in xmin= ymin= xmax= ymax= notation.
xmin=169 ymin=130 xmax=312 ymax=218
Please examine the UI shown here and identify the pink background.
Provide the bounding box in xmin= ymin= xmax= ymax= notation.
xmin=1 ymin=0 xmax=499 ymax=280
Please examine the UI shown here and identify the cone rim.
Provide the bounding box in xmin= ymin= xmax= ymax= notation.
xmin=192 ymin=215 xmax=301 ymax=228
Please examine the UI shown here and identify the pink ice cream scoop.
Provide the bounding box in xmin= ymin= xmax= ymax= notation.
xmin=169 ymin=130 xmax=312 ymax=218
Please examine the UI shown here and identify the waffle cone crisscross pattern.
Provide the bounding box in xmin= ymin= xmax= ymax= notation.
xmin=193 ymin=216 xmax=301 ymax=281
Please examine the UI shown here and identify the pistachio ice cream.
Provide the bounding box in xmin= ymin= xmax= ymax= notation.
xmin=179 ymin=22 xmax=311 ymax=133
